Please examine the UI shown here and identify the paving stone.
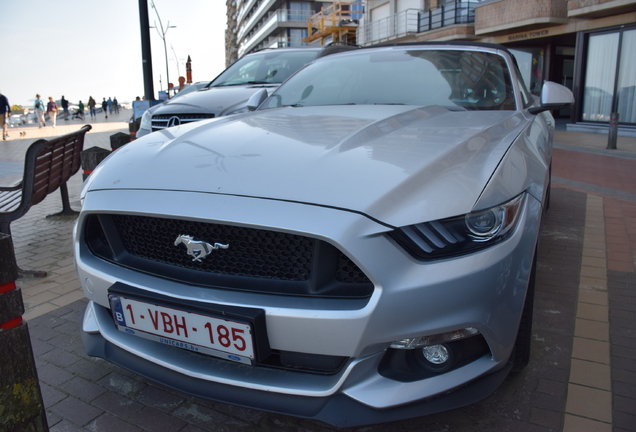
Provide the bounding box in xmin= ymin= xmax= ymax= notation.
xmin=84 ymin=413 xmax=143 ymax=432
xmin=59 ymin=376 xmax=108 ymax=402
xmin=36 ymin=362 xmax=74 ymax=387
xmin=40 ymin=383 xmax=68 ymax=406
xmin=49 ymin=396 xmax=103 ymax=427
xmin=96 ymin=371 xmax=148 ymax=398
xmin=39 ymin=346 xmax=82 ymax=368
xmin=125 ymin=406 xmax=188 ymax=432
xmin=91 ymin=391 xmax=144 ymax=419
xmin=48 ymin=419 xmax=85 ymax=432
xmin=136 ymin=385 xmax=185 ymax=412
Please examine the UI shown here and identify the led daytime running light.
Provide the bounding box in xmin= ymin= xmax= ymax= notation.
xmin=390 ymin=327 xmax=480 ymax=349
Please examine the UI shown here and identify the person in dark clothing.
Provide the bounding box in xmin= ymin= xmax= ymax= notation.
xmin=102 ymin=98 xmax=108 ymax=119
xmin=61 ymin=96 xmax=70 ymax=120
xmin=0 ymin=90 xmax=10 ymax=140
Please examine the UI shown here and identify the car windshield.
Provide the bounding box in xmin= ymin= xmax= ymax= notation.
xmin=261 ymin=49 xmax=517 ymax=111
xmin=210 ymin=50 xmax=320 ymax=87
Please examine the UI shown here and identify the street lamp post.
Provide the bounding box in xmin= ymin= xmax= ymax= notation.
xmin=150 ymin=0 xmax=175 ymax=98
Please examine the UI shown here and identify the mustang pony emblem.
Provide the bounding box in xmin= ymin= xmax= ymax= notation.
xmin=174 ymin=235 xmax=229 ymax=262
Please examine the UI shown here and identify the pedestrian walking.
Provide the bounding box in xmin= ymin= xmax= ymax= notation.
xmin=34 ymin=94 xmax=46 ymax=127
xmin=113 ymin=96 xmax=119 ymax=114
xmin=0 ymin=90 xmax=10 ymax=140
xmin=61 ymin=95 xmax=70 ymax=120
xmin=47 ymin=96 xmax=58 ymax=128
xmin=88 ymin=96 xmax=96 ymax=118
xmin=107 ymin=97 xmax=113 ymax=114
xmin=102 ymin=98 xmax=108 ymax=118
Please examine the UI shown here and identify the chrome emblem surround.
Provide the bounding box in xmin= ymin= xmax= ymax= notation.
xmin=167 ymin=116 xmax=181 ymax=128
xmin=174 ymin=234 xmax=229 ymax=262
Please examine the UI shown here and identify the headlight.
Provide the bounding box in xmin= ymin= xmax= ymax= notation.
xmin=390 ymin=193 xmax=525 ymax=260
xmin=139 ymin=109 xmax=152 ymax=130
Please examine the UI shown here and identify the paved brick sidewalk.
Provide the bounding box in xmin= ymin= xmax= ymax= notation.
xmin=2 ymin=121 xmax=635 ymax=431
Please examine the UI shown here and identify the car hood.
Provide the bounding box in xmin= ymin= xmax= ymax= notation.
xmin=89 ymin=105 xmax=528 ymax=227
xmin=152 ymin=84 xmax=280 ymax=117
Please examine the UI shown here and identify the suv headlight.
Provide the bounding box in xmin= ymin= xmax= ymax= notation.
xmin=139 ymin=109 xmax=152 ymax=130
xmin=390 ymin=193 xmax=525 ymax=260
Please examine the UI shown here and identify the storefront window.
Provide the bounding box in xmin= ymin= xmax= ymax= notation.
xmin=617 ymin=30 xmax=636 ymax=124
xmin=582 ymin=33 xmax=619 ymax=122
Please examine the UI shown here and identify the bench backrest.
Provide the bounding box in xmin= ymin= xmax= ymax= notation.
xmin=28 ymin=125 xmax=92 ymax=207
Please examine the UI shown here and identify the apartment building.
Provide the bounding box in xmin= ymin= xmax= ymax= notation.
xmin=359 ymin=0 xmax=636 ymax=133
xmin=226 ymin=0 xmax=338 ymax=64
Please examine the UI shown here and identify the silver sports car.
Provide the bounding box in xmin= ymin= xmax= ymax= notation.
xmin=75 ymin=42 xmax=573 ymax=427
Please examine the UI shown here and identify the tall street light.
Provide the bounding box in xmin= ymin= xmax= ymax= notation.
xmin=150 ymin=0 xmax=175 ymax=98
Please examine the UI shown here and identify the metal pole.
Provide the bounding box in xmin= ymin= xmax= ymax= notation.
xmin=138 ymin=0 xmax=155 ymax=101
xmin=150 ymin=1 xmax=174 ymax=99
xmin=607 ymin=112 xmax=619 ymax=150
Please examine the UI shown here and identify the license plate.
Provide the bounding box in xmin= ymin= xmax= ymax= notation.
xmin=109 ymin=295 xmax=255 ymax=365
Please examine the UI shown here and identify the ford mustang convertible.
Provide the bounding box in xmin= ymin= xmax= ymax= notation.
xmin=75 ymin=42 xmax=573 ymax=427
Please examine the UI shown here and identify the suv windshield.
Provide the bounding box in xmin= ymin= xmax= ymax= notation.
xmin=210 ymin=50 xmax=321 ymax=87
xmin=261 ymin=49 xmax=517 ymax=111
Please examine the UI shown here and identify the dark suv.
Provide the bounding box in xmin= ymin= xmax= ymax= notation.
xmin=136 ymin=45 xmax=356 ymax=138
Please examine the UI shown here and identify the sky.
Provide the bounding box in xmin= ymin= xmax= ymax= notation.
xmin=0 ymin=0 xmax=228 ymax=107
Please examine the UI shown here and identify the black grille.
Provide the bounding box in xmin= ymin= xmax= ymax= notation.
xmin=85 ymin=214 xmax=373 ymax=298
xmin=113 ymin=215 xmax=314 ymax=281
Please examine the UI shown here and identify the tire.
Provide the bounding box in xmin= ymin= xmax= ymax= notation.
xmin=511 ymin=252 xmax=536 ymax=372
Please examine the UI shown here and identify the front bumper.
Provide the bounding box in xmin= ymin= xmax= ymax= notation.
xmin=82 ymin=300 xmax=512 ymax=427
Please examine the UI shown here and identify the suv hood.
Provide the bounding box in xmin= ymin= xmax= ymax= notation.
xmin=89 ymin=105 xmax=527 ymax=227
xmin=152 ymin=84 xmax=280 ymax=117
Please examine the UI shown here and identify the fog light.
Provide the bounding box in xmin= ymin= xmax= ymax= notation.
xmin=422 ymin=344 xmax=449 ymax=364
xmin=417 ymin=343 xmax=454 ymax=372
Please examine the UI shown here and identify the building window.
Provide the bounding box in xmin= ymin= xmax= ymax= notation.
xmin=289 ymin=2 xmax=311 ymax=21
xmin=289 ymin=28 xmax=308 ymax=46
xmin=617 ymin=29 xmax=636 ymax=124
xmin=582 ymin=28 xmax=636 ymax=125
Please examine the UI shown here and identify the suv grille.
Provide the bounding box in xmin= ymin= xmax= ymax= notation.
xmin=151 ymin=113 xmax=215 ymax=131
xmin=85 ymin=214 xmax=373 ymax=298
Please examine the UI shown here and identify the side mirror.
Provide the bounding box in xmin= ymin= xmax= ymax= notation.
xmin=528 ymin=81 xmax=575 ymax=114
xmin=246 ymin=89 xmax=268 ymax=111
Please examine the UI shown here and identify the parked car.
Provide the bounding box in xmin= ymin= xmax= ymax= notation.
xmin=75 ymin=42 xmax=573 ymax=427
xmin=136 ymin=44 xmax=357 ymax=138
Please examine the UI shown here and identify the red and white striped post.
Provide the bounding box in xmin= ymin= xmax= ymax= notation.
xmin=0 ymin=233 xmax=48 ymax=432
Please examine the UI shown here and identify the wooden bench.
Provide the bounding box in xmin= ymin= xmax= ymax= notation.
xmin=0 ymin=125 xmax=92 ymax=277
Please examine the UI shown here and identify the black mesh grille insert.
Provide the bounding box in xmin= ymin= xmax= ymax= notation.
xmin=85 ymin=214 xmax=373 ymax=298
xmin=112 ymin=215 xmax=314 ymax=281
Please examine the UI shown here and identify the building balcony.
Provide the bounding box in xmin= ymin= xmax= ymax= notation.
xmin=475 ymin=0 xmax=568 ymax=35
xmin=567 ymin=0 xmax=636 ymax=18
xmin=418 ymin=1 xmax=478 ymax=33
xmin=239 ymin=9 xmax=315 ymax=57
xmin=357 ymin=9 xmax=420 ymax=46
xmin=357 ymin=2 xmax=479 ymax=46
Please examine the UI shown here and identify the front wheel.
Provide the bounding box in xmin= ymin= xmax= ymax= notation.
xmin=511 ymin=252 xmax=537 ymax=372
